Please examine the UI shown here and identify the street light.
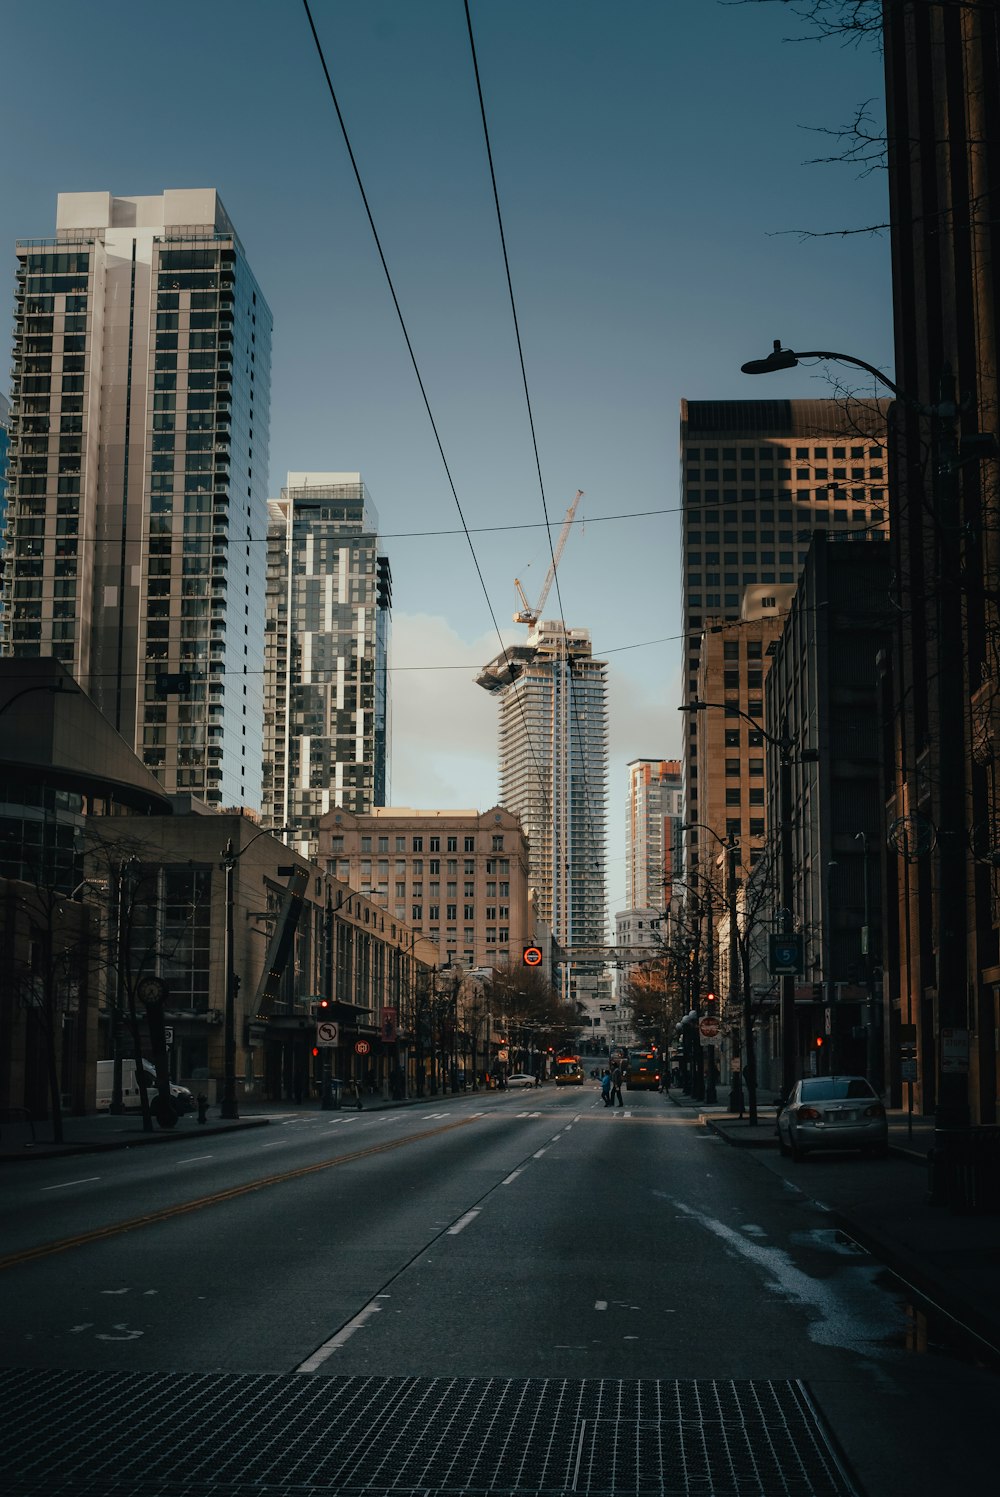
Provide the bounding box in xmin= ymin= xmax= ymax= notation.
xmin=680 ymin=700 xmax=818 ymax=1100
xmin=219 ymin=824 xmax=291 ymax=1120
xmin=683 ymin=821 xmax=757 ymax=1122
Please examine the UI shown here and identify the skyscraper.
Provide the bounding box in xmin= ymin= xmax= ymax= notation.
xmin=477 ymin=620 xmax=608 ymax=1007
xmin=625 ymin=758 xmax=683 ymax=913
xmin=679 ymin=398 xmax=889 ymax=875
xmin=2 ymin=189 xmax=271 ymax=809
xmin=262 ymin=473 xmax=391 ymax=861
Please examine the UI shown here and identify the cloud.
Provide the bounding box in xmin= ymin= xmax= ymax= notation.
xmin=387 ymin=613 xmax=501 ymax=809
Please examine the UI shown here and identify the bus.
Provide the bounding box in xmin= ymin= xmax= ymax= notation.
xmin=626 ymin=1051 xmax=662 ymax=1090
xmin=554 ymin=1055 xmax=585 ymax=1086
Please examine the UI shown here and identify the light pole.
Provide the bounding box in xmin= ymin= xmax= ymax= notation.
xmin=219 ymin=824 xmax=290 ymax=1120
xmin=742 ymin=337 xmax=982 ymax=1168
xmin=684 ymin=822 xmax=753 ymax=1122
xmin=680 ymin=700 xmax=818 ymax=1100
xmin=854 ymin=831 xmax=878 ymax=1087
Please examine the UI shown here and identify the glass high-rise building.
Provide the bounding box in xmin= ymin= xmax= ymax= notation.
xmin=262 ymin=473 xmax=391 ymax=861
xmin=1 ymin=190 xmax=271 ymax=809
xmin=625 ymin=758 xmax=683 ymax=912
xmin=478 ymin=621 xmax=608 ymax=1006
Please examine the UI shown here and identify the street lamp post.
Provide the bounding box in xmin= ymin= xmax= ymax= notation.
xmin=219 ymin=824 xmax=290 ymax=1121
xmin=684 ymin=822 xmax=755 ymax=1123
xmin=680 ymin=700 xmax=817 ymax=1100
xmin=855 ymin=830 xmax=878 ymax=1088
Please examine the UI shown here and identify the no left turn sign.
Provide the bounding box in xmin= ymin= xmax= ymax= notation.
xmin=316 ymin=1021 xmax=339 ymax=1047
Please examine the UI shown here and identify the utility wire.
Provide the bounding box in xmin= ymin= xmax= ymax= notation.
xmin=465 ymin=0 xmax=607 ymax=939
xmin=299 ymin=0 xmax=554 ymax=825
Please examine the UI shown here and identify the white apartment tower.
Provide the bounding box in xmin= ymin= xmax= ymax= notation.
xmin=625 ymin=758 xmax=684 ymax=912
xmin=2 ymin=190 xmax=272 ymax=808
xmin=262 ymin=474 xmax=391 ymax=861
xmin=477 ymin=620 xmax=608 ymax=1006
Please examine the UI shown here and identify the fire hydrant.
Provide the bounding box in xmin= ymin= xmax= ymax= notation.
xmin=196 ymin=1093 xmax=209 ymax=1124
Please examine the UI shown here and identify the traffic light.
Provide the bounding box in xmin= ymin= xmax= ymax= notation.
xmin=311 ymin=1045 xmax=320 ymax=1059
xmin=814 ymin=1036 xmax=824 ymax=1049
xmin=313 ymin=997 xmax=331 ymax=1018
xmin=704 ymin=991 xmax=716 ymax=1010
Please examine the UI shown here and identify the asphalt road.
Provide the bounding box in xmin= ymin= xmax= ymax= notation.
xmin=2 ymin=1084 xmax=996 ymax=1495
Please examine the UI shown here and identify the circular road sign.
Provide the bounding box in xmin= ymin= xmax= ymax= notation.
xmin=523 ymin=945 xmax=543 ymax=967
xmin=698 ymin=1016 xmax=721 ymax=1040
xmin=355 ymin=1040 xmax=371 ymax=1056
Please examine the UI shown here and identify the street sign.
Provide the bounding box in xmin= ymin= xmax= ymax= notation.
xmin=769 ymin=933 xmax=804 ymax=975
xmin=522 ymin=945 xmax=543 ymax=967
xmin=316 ymin=1021 xmax=339 ymax=1047
xmin=164 ymin=1026 xmax=173 ymax=1046
xmin=901 ymin=1059 xmax=918 ymax=1081
xmin=355 ymin=1039 xmax=371 ymax=1056
xmin=698 ymin=1016 xmax=721 ymax=1040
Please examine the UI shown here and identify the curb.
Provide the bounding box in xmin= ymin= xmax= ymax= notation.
xmin=701 ymin=1115 xmax=778 ymax=1148
xmin=828 ymin=1207 xmax=1000 ymax=1367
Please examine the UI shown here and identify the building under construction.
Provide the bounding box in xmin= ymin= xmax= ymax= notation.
xmin=477 ymin=620 xmax=609 ymax=1016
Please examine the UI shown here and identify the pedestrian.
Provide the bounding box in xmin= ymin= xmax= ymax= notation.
xmin=599 ymin=1068 xmax=613 ymax=1107
xmin=610 ymin=1060 xmax=624 ymax=1108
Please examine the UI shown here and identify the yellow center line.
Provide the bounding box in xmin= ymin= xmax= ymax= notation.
xmin=1 ymin=1116 xmax=477 ymax=1272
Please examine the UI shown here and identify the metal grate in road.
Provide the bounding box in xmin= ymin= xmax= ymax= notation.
xmin=0 ymin=1370 xmax=862 ymax=1497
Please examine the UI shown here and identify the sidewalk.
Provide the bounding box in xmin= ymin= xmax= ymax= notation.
xmin=0 ymin=1085 xmax=479 ymax=1164
xmin=667 ymin=1084 xmax=1000 ymax=1362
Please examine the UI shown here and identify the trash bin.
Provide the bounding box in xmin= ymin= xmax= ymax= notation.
xmin=935 ymin=1127 xmax=1000 ymax=1214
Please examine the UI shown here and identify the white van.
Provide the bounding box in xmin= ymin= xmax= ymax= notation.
xmin=96 ymin=1059 xmax=194 ymax=1114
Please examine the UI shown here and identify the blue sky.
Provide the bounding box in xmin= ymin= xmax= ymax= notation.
xmin=2 ymin=0 xmax=892 ymax=920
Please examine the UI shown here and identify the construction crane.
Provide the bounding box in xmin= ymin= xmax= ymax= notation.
xmin=513 ymin=490 xmax=584 ymax=627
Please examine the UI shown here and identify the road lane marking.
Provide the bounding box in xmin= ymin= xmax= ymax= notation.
xmin=502 ymin=1167 xmax=525 ymax=1185
xmin=296 ymin=1302 xmax=383 ymax=1371
xmin=533 ymin=1149 xmax=547 ymax=1159
xmin=595 ymin=1300 xmax=608 ymax=1310
xmin=3 ymin=1116 xmax=480 ymax=1272
xmin=41 ymin=1177 xmax=100 ymax=1191
xmin=261 ymin=1141 xmax=285 ymax=1148
xmin=446 ymin=1209 xmax=481 ymax=1235
xmin=175 ymin=1156 xmax=212 ymax=1164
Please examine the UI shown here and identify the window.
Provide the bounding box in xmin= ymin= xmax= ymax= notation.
xmin=447 ymin=904 xmax=457 ymax=920
xmin=464 ymin=836 xmax=475 ymax=852
xmin=396 ymin=837 xmax=406 ymax=852
xmin=464 ymin=883 xmax=475 ymax=898
xmin=429 ymin=859 xmax=440 ymax=874
xmin=492 ymin=835 xmax=504 ymax=851
xmin=361 ymin=836 xmax=372 ymax=852
xmin=725 ymin=789 xmax=741 ymax=806
xmin=412 ymin=905 xmax=422 ymax=921
xmin=378 ymin=836 xmax=388 ymax=853
xmin=464 ymin=860 xmax=475 ymax=875
xmin=429 ymin=837 xmax=440 ymax=852
xmin=395 ymin=882 xmax=405 ymax=898
xmin=749 ymin=758 xmax=764 ymax=777
xmin=464 ymin=904 xmax=475 ymax=920
xmin=447 ymin=837 xmax=457 ymax=852
xmin=725 ymin=759 xmax=740 ymax=777
xmin=724 ymin=730 xmax=740 ymax=748
xmin=412 ymin=836 xmax=423 ymax=852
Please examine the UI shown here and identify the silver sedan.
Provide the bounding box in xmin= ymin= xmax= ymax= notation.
xmin=777 ymin=1075 xmax=888 ymax=1161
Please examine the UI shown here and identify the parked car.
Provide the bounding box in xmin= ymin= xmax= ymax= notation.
xmin=506 ymin=1072 xmax=537 ymax=1089
xmin=96 ymin=1059 xmax=194 ymax=1115
xmin=777 ymin=1075 xmax=888 ymax=1161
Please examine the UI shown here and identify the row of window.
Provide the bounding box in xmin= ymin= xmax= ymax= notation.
xmin=685 ymin=445 xmax=882 ymax=461
xmin=330 ymin=833 xmax=505 ymax=855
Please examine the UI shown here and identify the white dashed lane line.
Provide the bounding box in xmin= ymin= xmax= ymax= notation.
xmin=502 ymin=1167 xmax=526 ymax=1185
xmin=41 ymin=1177 xmax=101 ymax=1191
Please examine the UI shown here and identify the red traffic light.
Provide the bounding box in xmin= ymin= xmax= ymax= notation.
xmin=311 ymin=1046 xmax=320 ymax=1058
xmin=705 ymin=991 xmax=716 ymax=1007
xmin=815 ymin=1036 xmax=824 ymax=1048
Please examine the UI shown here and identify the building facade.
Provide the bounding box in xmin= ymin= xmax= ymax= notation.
xmin=262 ymin=473 xmax=391 ymax=860
xmin=625 ymin=758 xmax=683 ymax=912
xmin=680 ymin=399 xmax=890 ymax=880
xmin=477 ymin=621 xmax=608 ymax=1009
xmin=318 ymin=805 xmax=531 ymax=973
xmin=881 ymin=1 xmax=1000 ymax=1125
xmin=2 ymin=189 xmax=271 ymax=810
xmin=761 ymin=535 xmax=892 ymax=1091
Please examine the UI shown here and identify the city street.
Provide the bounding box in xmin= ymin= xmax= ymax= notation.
xmin=1 ymin=1086 xmax=996 ymax=1496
